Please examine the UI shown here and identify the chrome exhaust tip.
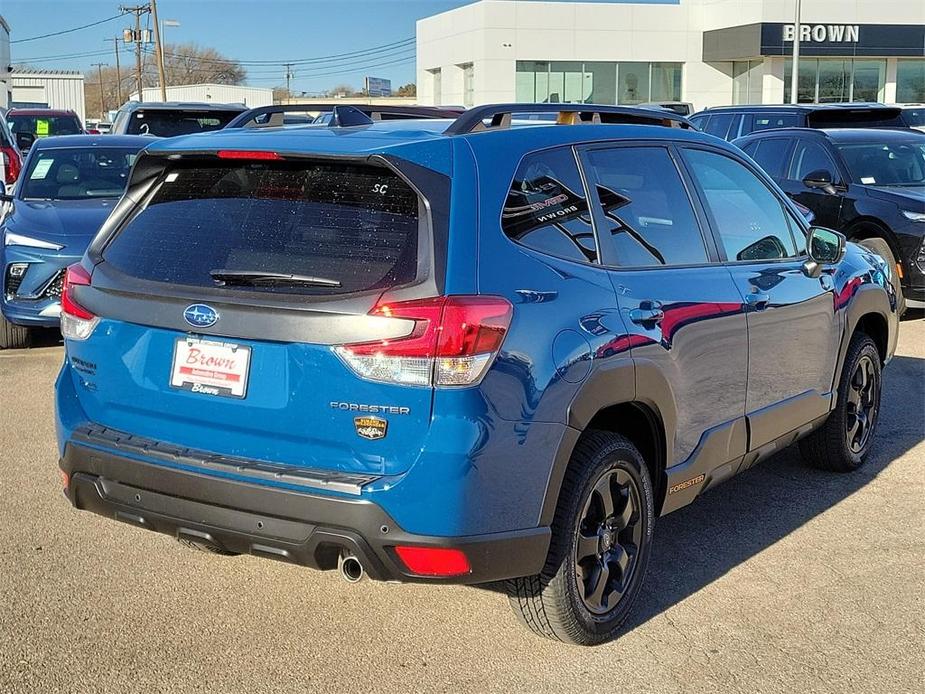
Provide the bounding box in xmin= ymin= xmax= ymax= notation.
xmin=338 ymin=553 xmax=365 ymax=583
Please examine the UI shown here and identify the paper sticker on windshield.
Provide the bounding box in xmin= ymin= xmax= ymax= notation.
xmin=861 ymin=176 xmax=876 ymax=184
xmin=30 ymin=158 xmax=53 ymax=180
xmin=35 ymin=119 xmax=50 ymax=137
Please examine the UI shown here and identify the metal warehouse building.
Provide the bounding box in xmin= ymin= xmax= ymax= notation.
xmin=131 ymin=83 xmax=273 ymax=107
xmin=416 ymin=0 xmax=925 ymax=109
xmin=0 ymin=16 xmax=10 ymax=110
xmin=10 ymin=69 xmax=86 ymax=122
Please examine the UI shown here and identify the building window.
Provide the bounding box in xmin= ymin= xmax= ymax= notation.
xmin=514 ymin=61 xmax=682 ymax=105
xmin=429 ymin=68 xmax=442 ymax=105
xmin=732 ymin=60 xmax=763 ymax=104
xmin=784 ymin=59 xmax=886 ymax=103
xmin=896 ymin=60 xmax=925 ymax=103
xmin=460 ymin=63 xmax=474 ymax=107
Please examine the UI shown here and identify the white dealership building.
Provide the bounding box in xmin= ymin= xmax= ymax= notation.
xmin=416 ymin=0 xmax=925 ymax=110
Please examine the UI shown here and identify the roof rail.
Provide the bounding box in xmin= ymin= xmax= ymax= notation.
xmin=443 ymin=103 xmax=694 ymax=135
xmin=225 ymin=103 xmax=464 ymax=129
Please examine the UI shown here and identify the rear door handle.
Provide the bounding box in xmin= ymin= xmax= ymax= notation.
xmin=629 ymin=301 xmax=664 ymax=325
xmin=745 ymin=292 xmax=770 ymax=310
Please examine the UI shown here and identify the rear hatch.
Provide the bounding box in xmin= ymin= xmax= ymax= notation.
xmin=65 ymin=152 xmax=443 ymax=477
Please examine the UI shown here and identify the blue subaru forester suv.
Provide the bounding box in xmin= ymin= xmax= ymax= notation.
xmin=55 ymin=104 xmax=899 ymax=645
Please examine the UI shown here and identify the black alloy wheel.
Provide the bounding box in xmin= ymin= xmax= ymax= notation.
xmin=845 ymin=354 xmax=880 ymax=455
xmin=575 ymin=467 xmax=643 ymax=615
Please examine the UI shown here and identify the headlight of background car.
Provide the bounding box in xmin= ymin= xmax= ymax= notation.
xmin=902 ymin=210 xmax=925 ymax=223
xmin=4 ymin=231 xmax=64 ymax=251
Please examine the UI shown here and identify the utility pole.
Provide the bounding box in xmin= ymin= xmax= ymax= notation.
xmin=92 ymin=63 xmax=108 ymax=119
xmin=789 ymin=0 xmax=802 ymax=104
xmin=111 ymin=38 xmax=123 ymax=106
xmin=120 ymin=5 xmax=151 ymax=101
xmin=150 ymin=0 xmax=167 ymax=101
xmin=284 ymin=63 xmax=294 ymax=97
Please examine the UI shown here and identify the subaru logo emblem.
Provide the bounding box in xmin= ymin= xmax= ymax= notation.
xmin=183 ymin=304 xmax=219 ymax=328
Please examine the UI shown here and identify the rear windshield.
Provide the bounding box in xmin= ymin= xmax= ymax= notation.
xmin=102 ymin=159 xmax=420 ymax=295
xmin=21 ymin=147 xmax=140 ymax=200
xmin=124 ymin=109 xmax=241 ymax=136
xmin=807 ymin=110 xmax=905 ymax=129
xmin=8 ymin=114 xmax=82 ymax=137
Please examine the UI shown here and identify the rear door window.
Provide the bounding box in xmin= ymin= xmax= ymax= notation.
xmin=747 ymin=138 xmax=794 ymax=179
xmin=502 ymin=147 xmax=598 ymax=263
xmin=585 ymin=146 xmax=708 ymax=267
xmin=103 ymin=159 xmax=421 ymax=295
xmin=788 ymin=138 xmax=839 ymax=182
xmin=746 ymin=113 xmax=802 ymax=134
xmin=703 ymin=114 xmax=735 ymax=139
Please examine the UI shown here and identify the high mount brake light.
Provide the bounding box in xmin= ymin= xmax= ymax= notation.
xmin=61 ymin=264 xmax=99 ymax=340
xmin=335 ymin=295 xmax=513 ymax=387
xmin=216 ymin=150 xmax=282 ymax=161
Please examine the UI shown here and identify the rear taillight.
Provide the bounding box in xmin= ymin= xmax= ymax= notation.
xmin=60 ymin=264 xmax=99 ymax=340
xmin=1 ymin=146 xmax=22 ymax=185
xmin=335 ymin=295 xmax=513 ymax=387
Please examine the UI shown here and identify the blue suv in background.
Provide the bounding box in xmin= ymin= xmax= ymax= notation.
xmin=0 ymin=135 xmax=150 ymax=348
xmin=55 ymin=104 xmax=899 ymax=645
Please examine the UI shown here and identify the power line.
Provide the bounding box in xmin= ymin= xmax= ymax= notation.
xmin=144 ymin=46 xmax=416 ymax=76
xmin=246 ymin=55 xmax=416 ymax=85
xmin=156 ymin=37 xmax=415 ymax=67
xmin=11 ymin=14 xmax=124 ymax=44
xmin=14 ymin=48 xmax=113 ymax=63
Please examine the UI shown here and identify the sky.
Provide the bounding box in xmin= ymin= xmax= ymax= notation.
xmin=1 ymin=0 xmax=675 ymax=94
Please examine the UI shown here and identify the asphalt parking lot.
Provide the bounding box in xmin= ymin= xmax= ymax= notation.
xmin=0 ymin=315 xmax=922 ymax=694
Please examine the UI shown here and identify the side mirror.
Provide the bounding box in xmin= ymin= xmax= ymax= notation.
xmin=802 ymin=169 xmax=838 ymax=195
xmin=803 ymin=226 xmax=846 ymax=277
xmin=15 ymin=132 xmax=35 ymax=152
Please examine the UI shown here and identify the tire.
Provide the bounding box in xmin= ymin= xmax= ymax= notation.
xmin=799 ymin=332 xmax=882 ymax=472
xmin=505 ymin=431 xmax=655 ymax=646
xmin=0 ymin=313 xmax=30 ymax=350
xmin=857 ymin=236 xmax=905 ymax=313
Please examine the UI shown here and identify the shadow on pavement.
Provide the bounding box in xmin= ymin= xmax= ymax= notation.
xmin=625 ymin=351 xmax=924 ymax=631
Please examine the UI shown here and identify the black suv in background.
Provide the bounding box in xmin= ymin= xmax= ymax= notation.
xmin=691 ymin=104 xmax=907 ymax=142
xmin=108 ymin=102 xmax=247 ymax=137
xmin=734 ymin=127 xmax=925 ymax=310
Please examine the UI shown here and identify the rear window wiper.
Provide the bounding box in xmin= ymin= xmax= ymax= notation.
xmin=209 ymin=269 xmax=342 ymax=288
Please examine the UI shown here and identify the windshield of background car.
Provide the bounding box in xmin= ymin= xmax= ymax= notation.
xmin=102 ymin=159 xmax=421 ymax=295
xmin=124 ymin=109 xmax=241 ymax=136
xmin=21 ymin=147 xmax=141 ymax=200
xmin=7 ymin=114 xmax=82 ymax=137
xmin=838 ymin=142 xmax=925 ymax=186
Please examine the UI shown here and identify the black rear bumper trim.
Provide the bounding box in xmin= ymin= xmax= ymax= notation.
xmin=61 ymin=440 xmax=550 ymax=584
xmin=72 ymin=423 xmax=379 ymax=496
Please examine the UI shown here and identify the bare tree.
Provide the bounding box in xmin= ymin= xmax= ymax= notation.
xmin=81 ymin=43 xmax=246 ymax=118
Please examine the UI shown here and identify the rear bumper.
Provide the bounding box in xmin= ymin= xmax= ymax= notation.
xmin=59 ymin=440 xmax=550 ymax=584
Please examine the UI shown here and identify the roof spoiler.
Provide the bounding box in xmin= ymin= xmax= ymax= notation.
xmin=443 ymin=103 xmax=694 ymax=135
xmin=329 ymin=105 xmax=374 ymax=127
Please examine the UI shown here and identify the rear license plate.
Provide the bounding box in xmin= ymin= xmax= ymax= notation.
xmin=170 ymin=337 xmax=251 ymax=399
